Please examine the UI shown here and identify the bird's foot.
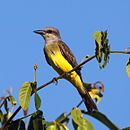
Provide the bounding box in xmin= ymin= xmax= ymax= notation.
xmin=52 ymin=77 xmax=58 ymax=85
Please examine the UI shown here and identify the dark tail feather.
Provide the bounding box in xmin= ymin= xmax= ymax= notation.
xmin=78 ymin=91 xmax=98 ymax=112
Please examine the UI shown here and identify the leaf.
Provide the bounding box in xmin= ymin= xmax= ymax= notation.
xmin=7 ymin=112 xmax=12 ymax=120
xmin=46 ymin=122 xmax=57 ymax=130
xmin=0 ymin=110 xmax=4 ymax=124
xmin=46 ymin=121 xmax=69 ymax=130
xmin=89 ymin=81 xmax=104 ymax=103
xmin=34 ymin=93 xmax=41 ymax=110
xmin=19 ymin=82 xmax=32 ymax=110
xmin=126 ymin=57 xmax=130 ymax=78
xmin=45 ymin=113 xmax=69 ymax=130
xmin=84 ymin=82 xmax=104 ymax=104
xmin=71 ymin=107 xmax=94 ymax=130
xmin=7 ymin=96 xmax=17 ymax=107
xmin=122 ymin=127 xmax=130 ymax=130
xmin=93 ymin=30 xmax=110 ymax=69
xmin=89 ymin=89 xmax=103 ymax=103
xmin=7 ymin=119 xmax=25 ymax=130
xmin=84 ymin=111 xmax=120 ymax=130
xmin=27 ymin=110 xmax=45 ymax=130
xmin=57 ymin=123 xmax=69 ymax=130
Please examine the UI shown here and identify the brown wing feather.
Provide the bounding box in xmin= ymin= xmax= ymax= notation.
xmin=58 ymin=41 xmax=82 ymax=79
xmin=43 ymin=47 xmax=51 ymax=66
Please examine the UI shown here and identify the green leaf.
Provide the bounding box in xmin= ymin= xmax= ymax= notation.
xmin=19 ymin=82 xmax=32 ymax=110
xmin=46 ymin=121 xmax=69 ymax=130
xmin=34 ymin=93 xmax=41 ymax=110
xmin=0 ymin=110 xmax=4 ymax=124
xmin=7 ymin=96 xmax=17 ymax=107
xmin=27 ymin=110 xmax=45 ymax=130
xmin=7 ymin=119 xmax=25 ymax=130
xmin=126 ymin=57 xmax=130 ymax=78
xmin=57 ymin=123 xmax=69 ymax=130
xmin=122 ymin=127 xmax=130 ymax=130
xmin=93 ymin=30 xmax=110 ymax=69
xmin=84 ymin=111 xmax=120 ymax=130
xmin=45 ymin=113 xmax=69 ymax=130
xmin=46 ymin=122 xmax=57 ymax=130
xmin=71 ymin=107 xmax=94 ymax=130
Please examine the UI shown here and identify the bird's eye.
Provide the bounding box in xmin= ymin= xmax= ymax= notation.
xmin=47 ymin=30 xmax=53 ymax=33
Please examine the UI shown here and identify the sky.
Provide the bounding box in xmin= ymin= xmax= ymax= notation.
xmin=0 ymin=0 xmax=130 ymax=129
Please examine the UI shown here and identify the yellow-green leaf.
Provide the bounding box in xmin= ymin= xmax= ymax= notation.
xmin=46 ymin=122 xmax=57 ymax=130
xmin=89 ymin=89 xmax=103 ymax=104
xmin=46 ymin=121 xmax=69 ymax=130
xmin=71 ymin=107 xmax=94 ymax=130
xmin=126 ymin=57 xmax=130 ymax=78
xmin=19 ymin=82 xmax=32 ymax=110
xmin=93 ymin=31 xmax=102 ymax=47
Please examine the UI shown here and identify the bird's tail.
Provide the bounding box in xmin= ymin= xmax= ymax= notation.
xmin=78 ymin=90 xmax=98 ymax=112
xmin=66 ymin=71 xmax=98 ymax=112
xmin=78 ymin=83 xmax=98 ymax=112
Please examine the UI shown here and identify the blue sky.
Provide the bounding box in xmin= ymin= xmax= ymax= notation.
xmin=0 ymin=0 xmax=130 ymax=129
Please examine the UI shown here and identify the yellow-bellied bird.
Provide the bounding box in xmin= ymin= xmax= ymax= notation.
xmin=34 ymin=27 xmax=98 ymax=112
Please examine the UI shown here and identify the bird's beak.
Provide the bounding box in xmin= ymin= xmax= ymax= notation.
xmin=33 ymin=30 xmax=45 ymax=35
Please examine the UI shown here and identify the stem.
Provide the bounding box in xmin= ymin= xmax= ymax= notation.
xmin=34 ymin=69 xmax=36 ymax=83
xmin=36 ymin=55 xmax=96 ymax=92
xmin=3 ymin=55 xmax=96 ymax=128
xmin=0 ymin=99 xmax=6 ymax=109
xmin=110 ymin=50 xmax=130 ymax=54
xmin=34 ymin=64 xmax=38 ymax=83
xmin=3 ymin=50 xmax=129 ymax=128
xmin=19 ymin=112 xmax=35 ymax=120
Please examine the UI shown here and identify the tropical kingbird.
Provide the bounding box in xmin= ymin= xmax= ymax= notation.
xmin=34 ymin=27 xmax=98 ymax=112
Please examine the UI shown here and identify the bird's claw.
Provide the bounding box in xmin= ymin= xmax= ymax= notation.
xmin=52 ymin=77 xmax=58 ymax=85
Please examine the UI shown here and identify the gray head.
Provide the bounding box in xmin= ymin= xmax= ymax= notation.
xmin=34 ymin=27 xmax=61 ymax=42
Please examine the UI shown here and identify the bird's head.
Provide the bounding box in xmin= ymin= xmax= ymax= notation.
xmin=34 ymin=27 xmax=61 ymax=42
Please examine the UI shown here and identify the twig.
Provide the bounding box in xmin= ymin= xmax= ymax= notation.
xmin=76 ymin=100 xmax=83 ymax=108
xmin=19 ymin=112 xmax=35 ymax=120
xmin=36 ymin=55 xmax=96 ymax=92
xmin=3 ymin=55 xmax=96 ymax=129
xmin=110 ymin=50 xmax=130 ymax=54
xmin=3 ymin=50 xmax=130 ymax=128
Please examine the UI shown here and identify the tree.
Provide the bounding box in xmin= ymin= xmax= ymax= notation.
xmin=0 ymin=31 xmax=130 ymax=130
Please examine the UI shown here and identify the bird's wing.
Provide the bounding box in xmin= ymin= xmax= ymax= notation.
xmin=43 ymin=47 xmax=51 ymax=66
xmin=58 ymin=41 xmax=82 ymax=78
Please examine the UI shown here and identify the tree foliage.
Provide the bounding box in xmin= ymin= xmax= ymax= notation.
xmin=0 ymin=31 xmax=130 ymax=130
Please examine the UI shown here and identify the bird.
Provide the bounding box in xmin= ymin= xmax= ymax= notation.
xmin=34 ymin=27 xmax=98 ymax=112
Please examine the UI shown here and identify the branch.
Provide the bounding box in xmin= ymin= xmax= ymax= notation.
xmin=19 ymin=112 xmax=35 ymax=120
xmin=36 ymin=55 xmax=96 ymax=92
xmin=3 ymin=50 xmax=130 ymax=128
xmin=110 ymin=50 xmax=130 ymax=54
xmin=3 ymin=55 xmax=96 ymax=129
